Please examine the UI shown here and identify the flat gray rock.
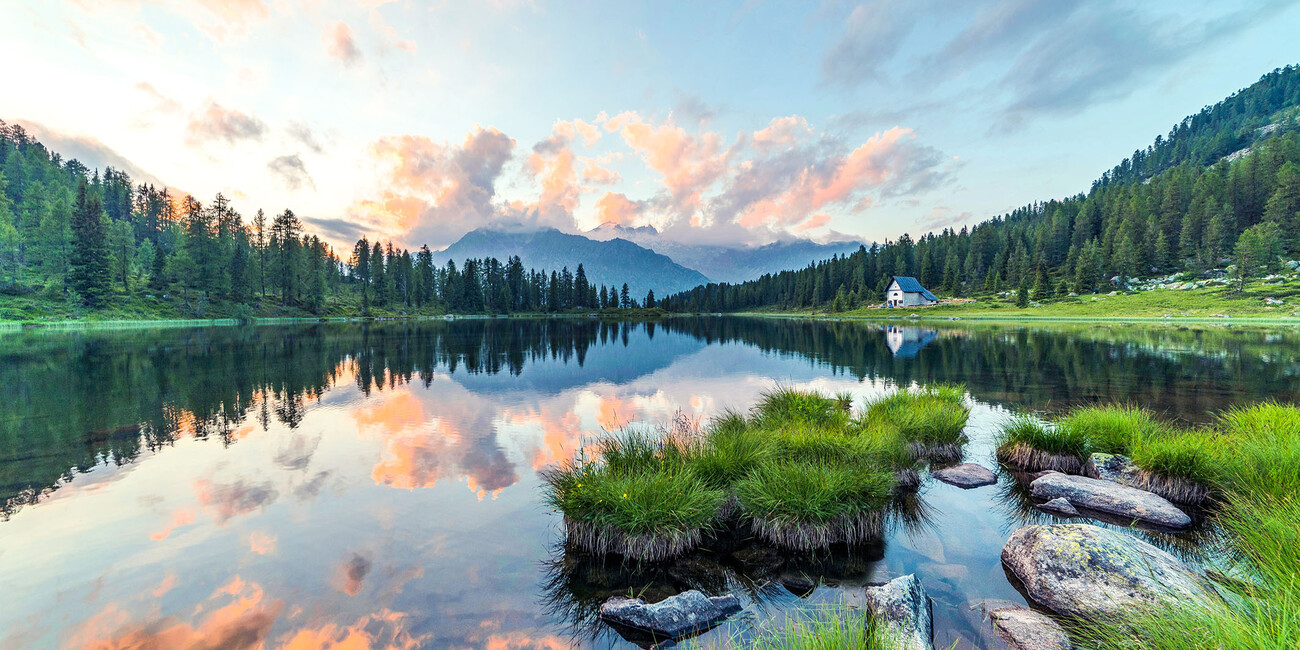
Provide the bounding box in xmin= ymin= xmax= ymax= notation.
xmin=990 ymin=607 xmax=1073 ymax=650
xmin=1001 ymin=524 xmax=1214 ymax=619
xmin=863 ymin=574 xmax=934 ymax=650
xmin=599 ymin=590 xmax=741 ymax=639
xmin=932 ymin=463 xmax=997 ymax=488
xmin=1036 ymin=497 xmax=1078 ymax=516
xmin=1030 ymin=472 xmax=1190 ymax=528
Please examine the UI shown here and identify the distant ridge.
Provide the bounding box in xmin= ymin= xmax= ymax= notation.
xmin=585 ymin=223 xmax=865 ymax=284
xmin=433 ymin=227 xmax=709 ymax=298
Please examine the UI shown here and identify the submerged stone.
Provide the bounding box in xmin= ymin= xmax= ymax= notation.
xmin=863 ymin=574 xmax=934 ymax=650
xmin=599 ymin=590 xmax=742 ymax=639
xmin=1001 ymin=524 xmax=1214 ymax=619
xmin=1029 ymin=472 xmax=1190 ymax=528
xmin=1036 ymin=497 xmax=1078 ymax=517
xmin=932 ymin=463 xmax=997 ymax=488
xmin=990 ymin=607 xmax=1073 ymax=650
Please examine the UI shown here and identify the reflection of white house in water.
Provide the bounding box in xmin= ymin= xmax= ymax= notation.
xmin=885 ymin=326 xmax=939 ymax=358
xmin=885 ymin=276 xmax=938 ymax=307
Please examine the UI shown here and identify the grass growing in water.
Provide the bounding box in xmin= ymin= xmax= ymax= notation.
xmin=736 ymin=460 xmax=894 ymax=549
xmin=995 ymin=415 xmax=1088 ymax=473
xmin=1057 ymin=404 xmax=1166 ymax=455
xmin=866 ymin=384 xmax=969 ymax=462
xmin=542 ymin=386 xmax=968 ymax=559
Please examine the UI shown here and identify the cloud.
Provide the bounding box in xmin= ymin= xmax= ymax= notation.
xmin=248 ymin=531 xmax=277 ymax=555
xmin=349 ymin=126 xmax=515 ymax=247
xmin=991 ymin=1 xmax=1285 ymax=131
xmin=287 ymin=122 xmax=323 ymax=154
xmin=14 ymin=120 xmax=167 ymax=187
xmin=580 ymin=158 xmax=620 ymax=185
xmin=604 ymin=111 xmax=736 ymax=217
xmin=185 ymin=101 xmax=266 ymax=146
xmin=820 ymin=0 xmax=921 ymax=88
xmin=323 ymin=21 xmax=362 ymax=65
xmin=593 ymin=192 xmax=644 ymax=226
xmin=711 ymin=125 xmax=953 ymax=232
xmin=268 ymin=154 xmax=316 ymax=191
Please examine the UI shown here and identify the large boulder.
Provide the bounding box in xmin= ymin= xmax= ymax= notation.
xmin=990 ymin=607 xmax=1073 ymax=650
xmin=599 ymin=590 xmax=742 ymax=639
xmin=1030 ymin=473 xmax=1190 ymax=529
xmin=1001 ymin=524 xmax=1214 ymax=619
xmin=863 ymin=574 xmax=934 ymax=650
xmin=932 ymin=463 xmax=997 ymax=488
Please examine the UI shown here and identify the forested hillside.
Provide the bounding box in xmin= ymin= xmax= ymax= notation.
xmin=0 ymin=122 xmax=648 ymax=320
xmin=661 ymin=65 xmax=1300 ymax=312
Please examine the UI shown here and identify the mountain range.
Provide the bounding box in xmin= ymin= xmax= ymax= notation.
xmin=433 ymin=223 xmax=865 ymax=297
xmin=431 ymin=227 xmax=711 ymax=298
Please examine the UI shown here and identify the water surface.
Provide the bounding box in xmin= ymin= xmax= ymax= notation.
xmin=2 ymin=317 xmax=1298 ymax=649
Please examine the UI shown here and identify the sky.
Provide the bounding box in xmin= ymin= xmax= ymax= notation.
xmin=2 ymin=0 xmax=1298 ymax=252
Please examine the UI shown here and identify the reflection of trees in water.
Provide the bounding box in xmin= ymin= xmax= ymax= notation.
xmin=538 ymin=494 xmax=931 ymax=646
xmin=3 ymin=318 xmax=1297 ymax=520
xmin=658 ymin=318 xmax=1300 ymax=421
xmin=0 ymin=320 xmax=639 ymax=518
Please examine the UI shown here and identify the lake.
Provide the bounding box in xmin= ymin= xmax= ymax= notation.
xmin=2 ymin=317 xmax=1298 ymax=649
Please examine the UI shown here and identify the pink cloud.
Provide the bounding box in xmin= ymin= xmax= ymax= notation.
xmin=594 ymin=192 xmax=644 ymax=226
xmin=323 ymin=22 xmax=362 ymax=65
xmin=603 ymin=111 xmax=734 ymax=216
xmin=349 ymin=127 xmax=515 ymax=247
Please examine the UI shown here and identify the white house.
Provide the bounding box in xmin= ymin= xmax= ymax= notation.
xmin=885 ymin=276 xmax=939 ymax=307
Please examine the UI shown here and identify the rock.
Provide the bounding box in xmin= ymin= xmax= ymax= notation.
xmin=990 ymin=607 xmax=1073 ymax=650
xmin=1036 ymin=497 xmax=1078 ymax=517
xmin=1001 ymin=524 xmax=1214 ymax=619
xmin=1082 ymin=453 xmax=1142 ymax=486
xmin=1286 ymin=260 xmax=1299 ymax=271
xmin=599 ymin=590 xmax=742 ymax=639
xmin=780 ymin=573 xmax=817 ymax=597
xmin=1265 ymin=297 xmax=1285 ymax=305
xmin=863 ymin=574 xmax=934 ymax=650
xmin=932 ymin=463 xmax=997 ymax=489
xmin=1030 ymin=472 xmax=1190 ymax=529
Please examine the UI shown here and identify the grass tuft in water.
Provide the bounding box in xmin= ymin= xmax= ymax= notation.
xmin=995 ymin=416 xmax=1087 ymax=473
xmin=1057 ymin=404 xmax=1166 ymax=456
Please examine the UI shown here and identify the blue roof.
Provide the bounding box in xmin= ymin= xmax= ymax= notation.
xmin=891 ymin=276 xmax=938 ymax=301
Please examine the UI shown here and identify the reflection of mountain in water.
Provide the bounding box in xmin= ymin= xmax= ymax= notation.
xmin=884 ymin=326 xmax=938 ymax=358
xmin=4 ymin=317 xmax=1300 ymax=520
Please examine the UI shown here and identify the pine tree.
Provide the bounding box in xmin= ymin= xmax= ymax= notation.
xmin=68 ymin=179 xmax=110 ymax=306
xmin=1016 ymin=276 xmax=1030 ymax=308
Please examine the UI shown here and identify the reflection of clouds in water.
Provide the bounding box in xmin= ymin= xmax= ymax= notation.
xmin=148 ymin=507 xmax=195 ymax=541
xmin=193 ymin=478 xmax=279 ymax=525
xmin=72 ymin=576 xmax=283 ymax=650
xmin=248 ymin=531 xmax=277 ymax=556
xmin=336 ymin=553 xmax=372 ymax=596
xmin=355 ymin=385 xmax=520 ymax=499
xmin=278 ymin=608 xmax=428 ymax=649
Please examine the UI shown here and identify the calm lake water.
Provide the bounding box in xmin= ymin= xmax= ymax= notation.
xmin=2 ymin=317 xmax=1299 ymax=649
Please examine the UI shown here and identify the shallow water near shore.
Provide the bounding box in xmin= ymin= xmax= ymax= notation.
xmin=2 ymin=317 xmax=1297 ymax=648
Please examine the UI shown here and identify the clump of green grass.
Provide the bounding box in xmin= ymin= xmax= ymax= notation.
xmin=736 ymin=460 xmax=893 ymax=549
xmin=751 ymin=387 xmax=849 ymax=430
xmin=1126 ymin=427 xmax=1219 ymax=504
xmin=1214 ymin=403 xmax=1300 ymax=500
xmin=545 ymin=386 xmax=976 ymax=559
xmin=686 ymin=425 xmax=777 ymax=490
xmin=865 ymin=384 xmax=969 ymax=461
xmin=748 ymin=607 xmax=887 ymax=650
xmin=1058 ymin=404 xmax=1166 ymax=456
xmin=543 ymin=458 xmax=726 ymax=562
xmin=995 ymin=415 xmax=1087 ymax=473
